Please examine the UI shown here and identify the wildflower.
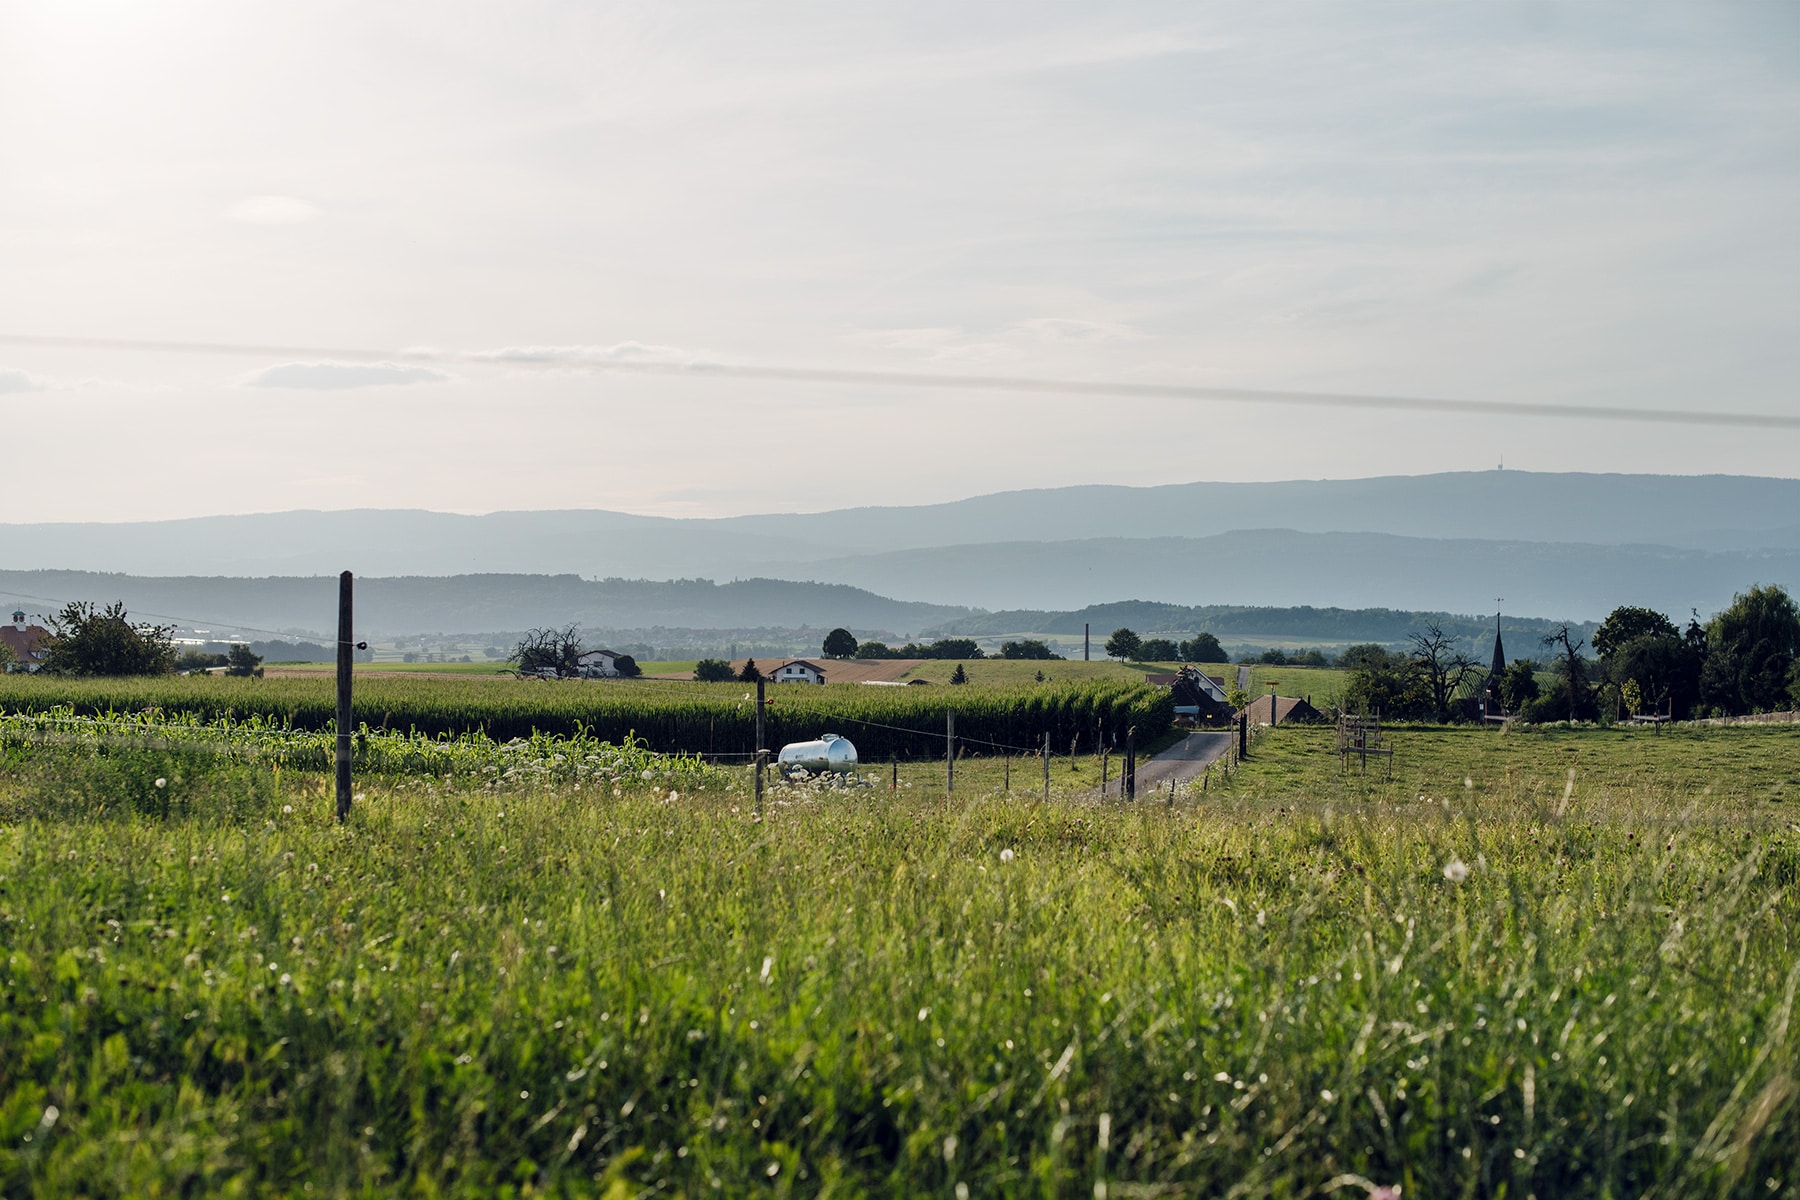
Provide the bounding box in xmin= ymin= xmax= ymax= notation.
xmin=154 ymin=778 xmax=167 ymax=789
xmin=1443 ymin=859 xmax=1470 ymax=883
xmin=999 ymin=848 xmax=1015 ymax=863
xmin=39 ymin=1105 xmax=59 ymax=1130
xmin=282 ymin=805 xmax=293 ymax=814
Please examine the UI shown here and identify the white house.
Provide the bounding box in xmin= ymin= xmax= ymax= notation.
xmin=766 ymin=659 xmax=826 ymax=685
xmin=576 ymin=649 xmax=626 ymax=678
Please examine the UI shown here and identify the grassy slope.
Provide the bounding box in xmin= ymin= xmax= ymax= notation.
xmin=2 ymin=724 xmax=1797 ymax=1195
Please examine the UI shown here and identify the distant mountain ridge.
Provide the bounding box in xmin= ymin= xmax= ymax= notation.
xmin=0 ymin=572 xmax=971 ymax=640
xmin=0 ymin=472 xmax=1794 ymax=619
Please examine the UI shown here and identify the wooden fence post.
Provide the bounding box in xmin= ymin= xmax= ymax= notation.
xmin=335 ymin=570 xmax=353 ymax=823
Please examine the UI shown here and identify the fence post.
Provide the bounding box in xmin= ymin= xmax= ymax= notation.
xmin=755 ymin=678 xmax=766 ymax=814
xmin=1101 ymin=747 xmax=1109 ymax=796
xmin=1125 ymin=725 xmax=1136 ymax=800
xmin=1004 ymin=753 xmax=1010 ymax=792
xmin=1042 ymin=731 xmax=1050 ymax=801
xmin=335 ymin=570 xmax=353 ymax=823
xmin=946 ymin=709 xmax=955 ymax=797
xmin=891 ymin=755 xmax=897 ymax=795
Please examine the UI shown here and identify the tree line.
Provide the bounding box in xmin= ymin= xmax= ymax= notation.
xmin=1341 ymin=584 xmax=1800 ymax=722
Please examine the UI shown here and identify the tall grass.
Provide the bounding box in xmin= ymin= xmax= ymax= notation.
xmin=1 ymin=725 xmax=1796 ymax=1195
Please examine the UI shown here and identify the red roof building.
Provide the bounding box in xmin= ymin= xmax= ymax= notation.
xmin=2 ymin=610 xmax=50 ymax=672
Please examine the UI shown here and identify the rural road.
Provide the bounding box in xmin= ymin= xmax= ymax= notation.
xmin=1091 ymin=730 xmax=1233 ymax=798
xmin=1236 ymin=664 xmax=1251 ymax=690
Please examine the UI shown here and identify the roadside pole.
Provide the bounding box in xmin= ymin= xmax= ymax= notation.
xmin=946 ymin=709 xmax=955 ymax=797
xmin=335 ymin=571 xmax=354 ymax=822
xmin=1041 ymin=731 xmax=1050 ymax=801
xmin=755 ymin=678 xmax=766 ymax=815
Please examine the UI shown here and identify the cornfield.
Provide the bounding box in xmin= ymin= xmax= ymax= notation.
xmin=0 ymin=675 xmax=1172 ymax=760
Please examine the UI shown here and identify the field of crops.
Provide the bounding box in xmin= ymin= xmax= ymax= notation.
xmin=2 ymin=716 xmax=1797 ymax=1194
xmin=0 ymin=675 xmax=1172 ymax=761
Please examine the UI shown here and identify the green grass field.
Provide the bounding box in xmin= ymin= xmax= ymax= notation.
xmin=2 ymin=717 xmax=1796 ymax=1196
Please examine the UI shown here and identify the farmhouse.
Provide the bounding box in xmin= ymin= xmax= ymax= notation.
xmin=1147 ymin=666 xmax=1233 ymax=723
xmin=766 ymin=659 xmax=827 ymax=685
xmin=576 ymin=649 xmax=627 ymax=678
xmin=2 ymin=609 xmax=49 ymax=673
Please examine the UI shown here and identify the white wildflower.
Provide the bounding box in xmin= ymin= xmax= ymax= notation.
xmin=154 ymin=778 xmax=167 ymax=789
xmin=999 ymin=848 xmax=1014 ymax=863
xmin=1443 ymin=859 xmax=1470 ymax=883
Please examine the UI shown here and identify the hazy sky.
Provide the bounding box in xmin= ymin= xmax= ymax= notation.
xmin=2 ymin=1 xmax=1795 ymax=521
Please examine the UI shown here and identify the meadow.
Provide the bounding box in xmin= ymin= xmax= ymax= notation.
xmin=1 ymin=712 xmax=1797 ymax=1196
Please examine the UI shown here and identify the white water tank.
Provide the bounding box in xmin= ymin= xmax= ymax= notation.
xmin=777 ymin=733 xmax=858 ymax=774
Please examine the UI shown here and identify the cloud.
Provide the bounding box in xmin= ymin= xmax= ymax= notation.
xmin=240 ymin=361 xmax=452 ymax=390
xmin=469 ymin=342 xmax=699 ymax=365
xmin=1008 ymin=318 xmax=1149 ymax=344
xmin=0 ymin=367 xmax=47 ymax=394
xmin=226 ymin=195 xmax=321 ymax=225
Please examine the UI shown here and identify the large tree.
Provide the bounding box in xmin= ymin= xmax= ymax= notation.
xmin=513 ymin=623 xmax=583 ymax=678
xmin=1179 ymin=632 xmax=1224 ymax=663
xmin=693 ymin=658 xmax=735 ymax=682
xmin=40 ymin=601 xmax=176 ymax=676
xmin=1104 ymin=628 xmax=1142 ymax=661
xmin=1408 ymin=624 xmax=1481 ymax=723
xmin=1138 ymin=638 xmax=1179 ymax=662
xmin=999 ymin=639 xmax=1057 ymax=660
xmin=1541 ymin=625 xmax=1594 ymax=722
xmin=1704 ymin=584 xmax=1800 ymax=714
xmin=821 ymin=628 xmax=858 ymax=659
xmin=1592 ymin=606 xmax=1679 ymax=660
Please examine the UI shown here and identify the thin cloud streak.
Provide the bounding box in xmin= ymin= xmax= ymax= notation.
xmin=3 ymin=333 xmax=1792 ymax=430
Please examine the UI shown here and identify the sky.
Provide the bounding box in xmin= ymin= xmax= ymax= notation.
xmin=1 ymin=0 xmax=1796 ymax=522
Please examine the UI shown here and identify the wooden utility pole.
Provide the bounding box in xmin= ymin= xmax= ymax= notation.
xmin=1238 ymin=712 xmax=1248 ymax=760
xmin=945 ymin=709 xmax=955 ymax=796
xmin=335 ymin=571 xmax=354 ymax=822
xmin=754 ymin=678 xmax=766 ymax=813
xmin=1125 ymin=725 xmax=1137 ymax=800
xmin=1084 ymin=623 xmax=1090 ymax=661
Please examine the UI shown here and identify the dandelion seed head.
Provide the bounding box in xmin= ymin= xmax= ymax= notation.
xmin=1443 ymin=859 xmax=1470 ymax=883
xmin=999 ymin=848 xmax=1014 ymax=862
xmin=154 ymin=777 xmax=167 ymax=788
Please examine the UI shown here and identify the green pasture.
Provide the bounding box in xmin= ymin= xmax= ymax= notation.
xmin=2 ymin=716 xmax=1796 ymax=1195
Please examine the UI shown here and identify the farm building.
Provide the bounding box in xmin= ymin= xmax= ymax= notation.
xmin=1 ymin=610 xmax=49 ymax=673
xmin=1147 ymin=666 xmax=1233 ymax=723
xmin=1241 ymin=693 xmax=1326 ymax=726
xmin=766 ymin=659 xmax=827 ymax=685
xmin=576 ymin=649 xmax=627 ymax=678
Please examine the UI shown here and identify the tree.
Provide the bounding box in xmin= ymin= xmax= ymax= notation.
xmin=1179 ymin=633 xmax=1224 ymax=663
xmin=1104 ymin=628 xmax=1142 ymax=661
xmin=40 ymin=601 xmax=176 ymax=676
xmin=949 ymin=663 xmax=968 ymax=685
xmin=613 ymin=654 xmax=642 ymax=679
xmin=1541 ymin=625 xmax=1594 ymax=722
xmin=822 ymin=628 xmax=858 ymax=659
xmin=1602 ymin=630 xmax=1700 ymax=718
xmin=1139 ymin=638 xmax=1179 ymax=662
xmin=1336 ymin=644 xmax=1390 ymax=672
xmin=920 ymin=638 xmax=984 ymax=660
xmin=176 ymin=649 xmax=228 ymax=674
xmin=854 ymin=641 xmax=896 ymax=659
xmin=999 ymin=639 xmax=1057 ymax=660
xmin=693 ymin=658 xmax=735 ymax=682
xmin=1593 ymin=606 xmax=1679 ymax=660
xmin=738 ymin=658 xmax=762 ymax=682
xmin=1344 ymin=646 xmax=1432 ymax=719
xmin=1408 ymin=624 xmax=1481 ymax=723
xmin=1705 ymin=584 xmax=1800 ymax=714
xmin=513 ymin=623 xmax=583 ymax=677
xmin=1497 ymin=658 xmax=1541 ymax=713
xmin=224 ymin=644 xmax=265 ymax=678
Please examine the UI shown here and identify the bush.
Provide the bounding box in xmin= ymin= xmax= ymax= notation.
xmin=693 ymin=659 xmax=735 ymax=682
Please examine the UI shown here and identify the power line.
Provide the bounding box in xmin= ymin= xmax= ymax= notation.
xmin=4 ymin=332 xmax=1793 ymax=430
